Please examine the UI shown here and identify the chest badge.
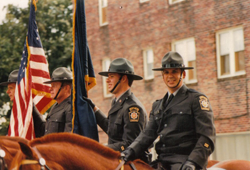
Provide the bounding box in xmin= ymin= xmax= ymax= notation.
xmin=129 ymin=107 xmax=140 ymax=122
xmin=199 ymin=96 xmax=210 ymax=111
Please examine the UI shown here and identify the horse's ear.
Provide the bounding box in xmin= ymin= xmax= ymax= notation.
xmin=18 ymin=142 xmax=33 ymax=158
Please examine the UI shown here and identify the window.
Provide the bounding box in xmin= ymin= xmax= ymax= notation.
xmin=99 ymin=0 xmax=108 ymax=26
xmin=102 ymin=58 xmax=112 ymax=98
xmin=172 ymin=38 xmax=197 ymax=84
xmin=140 ymin=0 xmax=149 ymax=3
xmin=216 ymin=27 xmax=245 ymax=78
xmin=169 ymin=0 xmax=185 ymax=4
xmin=143 ymin=49 xmax=154 ymax=80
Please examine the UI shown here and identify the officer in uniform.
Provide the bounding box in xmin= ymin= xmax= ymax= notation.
xmin=0 ymin=69 xmax=42 ymax=137
xmin=32 ymin=67 xmax=73 ymax=136
xmin=122 ymin=52 xmax=216 ymax=170
xmin=0 ymin=70 xmax=19 ymax=101
xmin=85 ymin=58 xmax=149 ymax=162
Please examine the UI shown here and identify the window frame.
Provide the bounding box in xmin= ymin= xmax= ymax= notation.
xmin=140 ymin=0 xmax=149 ymax=3
xmin=99 ymin=0 xmax=108 ymax=26
xmin=102 ymin=58 xmax=112 ymax=98
xmin=216 ymin=26 xmax=245 ymax=79
xmin=172 ymin=37 xmax=197 ymax=84
xmin=143 ymin=48 xmax=154 ymax=80
xmin=169 ymin=0 xmax=185 ymax=4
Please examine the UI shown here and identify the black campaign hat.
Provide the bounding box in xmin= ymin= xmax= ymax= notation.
xmin=153 ymin=51 xmax=194 ymax=71
xmin=0 ymin=69 xmax=19 ymax=86
xmin=99 ymin=58 xmax=143 ymax=80
xmin=44 ymin=67 xmax=72 ymax=84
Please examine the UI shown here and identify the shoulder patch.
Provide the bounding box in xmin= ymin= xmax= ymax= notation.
xmin=199 ymin=96 xmax=210 ymax=111
xmin=128 ymin=107 xmax=140 ymax=122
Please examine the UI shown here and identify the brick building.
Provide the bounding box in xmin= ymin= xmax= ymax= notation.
xmin=85 ymin=0 xmax=250 ymax=161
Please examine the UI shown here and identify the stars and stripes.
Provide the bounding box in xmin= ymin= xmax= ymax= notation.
xmin=8 ymin=0 xmax=54 ymax=140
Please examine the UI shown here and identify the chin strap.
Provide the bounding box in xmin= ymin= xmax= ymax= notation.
xmin=110 ymin=75 xmax=123 ymax=93
xmin=172 ymin=70 xmax=184 ymax=88
xmin=54 ymin=82 xmax=64 ymax=100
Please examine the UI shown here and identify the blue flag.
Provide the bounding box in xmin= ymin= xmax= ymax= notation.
xmin=71 ymin=0 xmax=99 ymax=141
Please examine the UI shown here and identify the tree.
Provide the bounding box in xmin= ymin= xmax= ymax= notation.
xmin=0 ymin=0 xmax=73 ymax=135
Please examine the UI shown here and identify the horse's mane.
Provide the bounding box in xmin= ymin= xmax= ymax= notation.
xmin=0 ymin=136 xmax=29 ymax=144
xmin=30 ymin=133 xmax=120 ymax=158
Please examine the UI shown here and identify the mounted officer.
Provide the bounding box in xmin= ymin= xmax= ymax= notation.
xmin=122 ymin=52 xmax=216 ymax=170
xmin=84 ymin=58 xmax=150 ymax=163
xmin=32 ymin=67 xmax=73 ymax=136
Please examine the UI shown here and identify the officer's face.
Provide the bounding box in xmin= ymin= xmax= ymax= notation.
xmin=106 ymin=73 xmax=120 ymax=93
xmin=50 ymin=82 xmax=63 ymax=99
xmin=162 ymin=68 xmax=186 ymax=93
xmin=6 ymin=83 xmax=16 ymax=101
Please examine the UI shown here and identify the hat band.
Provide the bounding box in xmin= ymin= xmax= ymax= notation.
xmin=108 ymin=69 xmax=134 ymax=75
xmin=162 ymin=63 xmax=185 ymax=68
xmin=52 ymin=77 xmax=71 ymax=80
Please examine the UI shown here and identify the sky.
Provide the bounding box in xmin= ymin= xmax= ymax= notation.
xmin=0 ymin=0 xmax=29 ymax=22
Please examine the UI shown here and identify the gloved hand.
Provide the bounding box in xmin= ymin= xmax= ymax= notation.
xmin=121 ymin=148 xmax=135 ymax=162
xmin=180 ymin=161 xmax=196 ymax=170
xmin=82 ymin=96 xmax=95 ymax=109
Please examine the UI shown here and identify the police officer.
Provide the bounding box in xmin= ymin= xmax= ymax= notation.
xmin=122 ymin=52 xmax=216 ymax=170
xmin=0 ymin=70 xmax=19 ymax=102
xmin=0 ymin=69 xmax=42 ymax=137
xmin=85 ymin=58 xmax=149 ymax=162
xmin=33 ymin=67 xmax=73 ymax=136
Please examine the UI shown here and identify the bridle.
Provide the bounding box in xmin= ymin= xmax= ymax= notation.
xmin=115 ymin=159 xmax=137 ymax=170
xmin=0 ymin=148 xmax=7 ymax=170
xmin=19 ymin=146 xmax=51 ymax=170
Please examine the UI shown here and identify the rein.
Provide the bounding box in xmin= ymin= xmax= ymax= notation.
xmin=19 ymin=146 xmax=51 ymax=170
xmin=115 ymin=159 xmax=137 ymax=170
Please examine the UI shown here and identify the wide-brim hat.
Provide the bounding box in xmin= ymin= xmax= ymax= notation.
xmin=99 ymin=58 xmax=143 ymax=80
xmin=153 ymin=51 xmax=194 ymax=71
xmin=44 ymin=67 xmax=72 ymax=84
xmin=0 ymin=69 xmax=19 ymax=86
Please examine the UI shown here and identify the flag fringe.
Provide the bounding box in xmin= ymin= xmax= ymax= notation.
xmin=71 ymin=0 xmax=77 ymax=133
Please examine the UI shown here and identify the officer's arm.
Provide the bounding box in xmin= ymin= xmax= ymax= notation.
xmin=32 ymin=104 xmax=45 ymax=137
xmin=64 ymin=103 xmax=72 ymax=132
xmin=187 ymin=95 xmax=215 ymax=168
xmin=95 ymin=109 xmax=109 ymax=133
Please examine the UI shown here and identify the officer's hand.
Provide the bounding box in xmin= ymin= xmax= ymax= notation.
xmin=82 ymin=96 xmax=95 ymax=109
xmin=121 ymin=148 xmax=135 ymax=162
xmin=180 ymin=161 xmax=196 ymax=170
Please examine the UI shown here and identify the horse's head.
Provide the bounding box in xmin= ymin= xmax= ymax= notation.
xmin=9 ymin=142 xmax=52 ymax=170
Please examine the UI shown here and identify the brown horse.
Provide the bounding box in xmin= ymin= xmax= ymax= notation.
xmin=209 ymin=159 xmax=250 ymax=170
xmin=9 ymin=133 xmax=153 ymax=170
xmin=207 ymin=160 xmax=220 ymax=168
xmin=0 ymin=136 xmax=28 ymax=169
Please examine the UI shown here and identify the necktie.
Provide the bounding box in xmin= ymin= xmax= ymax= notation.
xmin=166 ymin=94 xmax=174 ymax=106
xmin=111 ymin=98 xmax=116 ymax=107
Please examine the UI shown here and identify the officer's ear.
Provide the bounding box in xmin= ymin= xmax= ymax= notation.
xmin=182 ymin=70 xmax=186 ymax=79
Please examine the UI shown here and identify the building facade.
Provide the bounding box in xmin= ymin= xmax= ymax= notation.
xmin=85 ymin=0 xmax=250 ymax=161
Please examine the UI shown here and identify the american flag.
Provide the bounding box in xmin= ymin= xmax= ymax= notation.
xmin=8 ymin=0 xmax=54 ymax=140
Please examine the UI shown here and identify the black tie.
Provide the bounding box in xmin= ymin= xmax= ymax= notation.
xmin=166 ymin=94 xmax=174 ymax=106
xmin=111 ymin=98 xmax=116 ymax=107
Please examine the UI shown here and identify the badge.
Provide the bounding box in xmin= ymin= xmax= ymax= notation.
xmin=199 ymin=96 xmax=210 ymax=111
xmin=128 ymin=107 xmax=140 ymax=122
xmin=121 ymin=146 xmax=125 ymax=151
xmin=204 ymin=143 xmax=209 ymax=148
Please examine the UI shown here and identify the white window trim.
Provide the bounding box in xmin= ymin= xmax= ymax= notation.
xmin=216 ymin=26 xmax=245 ymax=79
xmin=140 ymin=0 xmax=149 ymax=3
xmin=169 ymin=0 xmax=185 ymax=5
xmin=98 ymin=0 xmax=108 ymax=26
xmin=143 ymin=48 xmax=154 ymax=80
xmin=172 ymin=37 xmax=197 ymax=84
xmin=102 ymin=58 xmax=112 ymax=98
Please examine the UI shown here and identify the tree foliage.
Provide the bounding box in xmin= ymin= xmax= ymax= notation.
xmin=0 ymin=0 xmax=73 ymax=135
